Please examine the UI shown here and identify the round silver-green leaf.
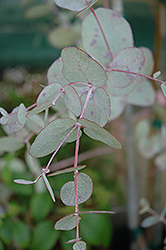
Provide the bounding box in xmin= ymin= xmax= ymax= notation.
xmin=29 ymin=118 xmax=76 ymax=157
xmin=55 ymin=214 xmax=81 ymax=231
xmin=60 ymin=173 xmax=93 ymax=206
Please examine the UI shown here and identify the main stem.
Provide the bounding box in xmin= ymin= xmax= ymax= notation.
xmin=74 ymin=126 xmax=81 ymax=239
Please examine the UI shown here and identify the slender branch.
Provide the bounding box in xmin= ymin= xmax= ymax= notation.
xmin=52 ymin=89 xmax=64 ymax=105
xmin=79 ymin=210 xmax=115 ymax=214
xmin=80 ymin=86 xmax=94 ymax=119
xmin=74 ymin=126 xmax=81 ymax=239
xmin=106 ymin=68 xmax=166 ymax=85
xmin=26 ymin=103 xmax=36 ymax=111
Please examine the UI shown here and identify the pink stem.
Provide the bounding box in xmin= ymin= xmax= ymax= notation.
xmin=26 ymin=103 xmax=36 ymax=111
xmin=106 ymin=68 xmax=165 ymax=85
xmin=52 ymin=89 xmax=64 ymax=105
xmin=79 ymin=86 xmax=93 ymax=119
xmin=89 ymin=6 xmax=114 ymax=60
xmin=73 ymin=126 xmax=81 ymax=239
xmin=43 ymin=125 xmax=77 ymax=175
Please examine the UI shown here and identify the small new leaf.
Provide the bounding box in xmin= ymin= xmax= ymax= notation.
xmin=153 ymin=71 xmax=161 ymax=79
xmin=48 ymin=165 xmax=86 ymax=177
xmin=14 ymin=179 xmax=36 ymax=185
xmin=141 ymin=215 xmax=159 ymax=228
xmin=0 ymin=107 xmax=9 ymax=125
xmin=42 ymin=173 xmax=56 ymax=202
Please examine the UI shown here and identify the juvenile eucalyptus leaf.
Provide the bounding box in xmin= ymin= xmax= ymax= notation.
xmin=29 ymin=118 xmax=76 ymax=157
xmin=48 ymin=165 xmax=86 ymax=177
xmin=47 ymin=57 xmax=69 ymax=86
xmin=42 ymin=174 xmax=56 ymax=202
xmin=60 ymin=173 xmax=93 ymax=206
xmin=0 ymin=137 xmax=24 ymax=153
xmin=55 ymin=214 xmax=81 ymax=231
xmin=7 ymin=107 xmax=25 ymax=133
xmin=141 ymin=215 xmax=159 ymax=228
xmin=0 ymin=107 xmax=8 ymax=118
xmin=139 ymin=47 xmax=154 ymax=76
xmin=0 ymin=107 xmax=9 ymax=125
xmin=37 ymin=82 xmax=63 ymax=105
xmin=54 ymin=0 xmax=94 ymax=11
xmin=61 ymin=47 xmax=107 ymax=87
xmin=108 ymin=47 xmax=145 ymax=88
xmin=17 ymin=103 xmax=27 ymax=125
xmin=79 ymin=118 xmax=122 ymax=149
xmin=153 ymin=71 xmax=161 ymax=79
xmin=81 ymin=88 xmax=111 ymax=126
xmin=63 ymin=85 xmax=82 ymax=117
xmin=107 ymin=47 xmax=154 ymax=97
xmin=73 ymin=241 xmax=86 ymax=250
xmin=127 ymin=80 xmax=155 ymax=106
xmin=82 ymin=8 xmax=133 ymax=67
xmin=26 ymin=100 xmax=53 ymax=118
xmin=109 ymin=95 xmax=125 ymax=121
xmin=14 ymin=179 xmax=35 ymax=185
xmin=161 ymin=83 xmax=166 ymax=98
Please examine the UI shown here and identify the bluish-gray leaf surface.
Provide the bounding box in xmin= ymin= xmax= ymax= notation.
xmin=54 ymin=0 xmax=94 ymax=11
xmin=81 ymin=87 xmax=111 ymax=126
xmin=17 ymin=103 xmax=27 ymax=125
xmin=29 ymin=118 xmax=77 ymax=157
xmin=26 ymin=101 xmax=52 ymax=118
xmin=60 ymin=173 xmax=93 ymax=206
xmin=47 ymin=57 xmax=68 ymax=86
xmin=63 ymin=85 xmax=82 ymax=117
xmin=141 ymin=215 xmax=159 ymax=228
xmin=73 ymin=241 xmax=86 ymax=250
xmin=107 ymin=47 xmax=145 ymax=88
xmin=0 ymin=137 xmax=24 ymax=153
xmin=61 ymin=47 xmax=107 ymax=87
xmin=37 ymin=82 xmax=63 ymax=105
xmin=82 ymin=8 xmax=133 ymax=67
xmin=79 ymin=118 xmax=122 ymax=149
xmin=55 ymin=214 xmax=81 ymax=231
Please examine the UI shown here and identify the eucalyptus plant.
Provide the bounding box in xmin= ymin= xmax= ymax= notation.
xmin=0 ymin=0 xmax=166 ymax=249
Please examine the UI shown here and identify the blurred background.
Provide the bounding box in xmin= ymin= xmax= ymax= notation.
xmin=0 ymin=0 xmax=166 ymax=250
